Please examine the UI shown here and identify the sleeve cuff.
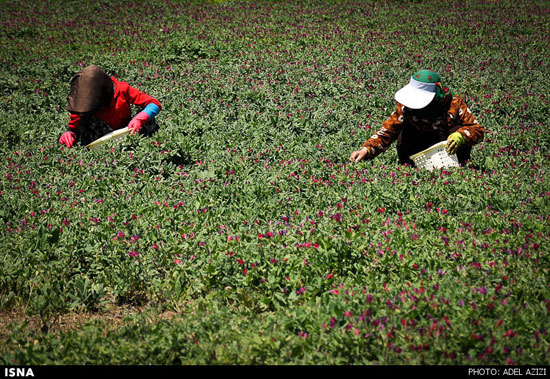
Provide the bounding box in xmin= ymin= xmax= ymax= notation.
xmin=142 ymin=103 xmax=160 ymax=119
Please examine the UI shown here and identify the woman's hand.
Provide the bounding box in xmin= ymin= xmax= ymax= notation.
xmin=350 ymin=147 xmax=369 ymax=163
xmin=446 ymin=132 xmax=466 ymax=155
xmin=59 ymin=131 xmax=76 ymax=147
xmin=128 ymin=112 xmax=150 ymax=135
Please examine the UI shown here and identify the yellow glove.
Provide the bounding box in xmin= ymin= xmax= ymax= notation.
xmin=446 ymin=132 xmax=466 ymax=155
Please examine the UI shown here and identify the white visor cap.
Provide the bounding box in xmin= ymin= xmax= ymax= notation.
xmin=394 ymin=78 xmax=437 ymax=109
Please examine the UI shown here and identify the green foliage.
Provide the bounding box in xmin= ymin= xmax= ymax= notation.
xmin=0 ymin=0 xmax=549 ymax=365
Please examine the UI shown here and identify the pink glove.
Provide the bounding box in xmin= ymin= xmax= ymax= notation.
xmin=128 ymin=112 xmax=149 ymax=135
xmin=59 ymin=131 xmax=76 ymax=147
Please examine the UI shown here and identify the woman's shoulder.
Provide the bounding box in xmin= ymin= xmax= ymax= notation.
xmin=111 ymin=76 xmax=130 ymax=92
xmin=447 ymin=93 xmax=467 ymax=111
xmin=450 ymin=93 xmax=467 ymax=105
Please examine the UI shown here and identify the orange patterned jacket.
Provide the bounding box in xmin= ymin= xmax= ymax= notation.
xmin=361 ymin=94 xmax=484 ymax=159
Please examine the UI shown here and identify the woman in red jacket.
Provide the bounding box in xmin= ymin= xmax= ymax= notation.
xmin=59 ymin=65 xmax=162 ymax=147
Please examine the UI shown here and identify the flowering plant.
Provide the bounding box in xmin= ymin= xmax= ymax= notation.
xmin=0 ymin=0 xmax=548 ymax=365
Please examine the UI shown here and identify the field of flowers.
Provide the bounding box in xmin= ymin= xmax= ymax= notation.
xmin=0 ymin=0 xmax=549 ymax=365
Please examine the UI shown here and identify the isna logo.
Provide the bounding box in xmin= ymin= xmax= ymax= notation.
xmin=4 ymin=368 xmax=34 ymax=378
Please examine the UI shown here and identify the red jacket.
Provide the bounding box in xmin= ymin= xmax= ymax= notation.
xmin=68 ymin=77 xmax=161 ymax=132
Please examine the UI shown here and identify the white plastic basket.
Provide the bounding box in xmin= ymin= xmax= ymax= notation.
xmin=86 ymin=127 xmax=130 ymax=150
xmin=409 ymin=141 xmax=459 ymax=171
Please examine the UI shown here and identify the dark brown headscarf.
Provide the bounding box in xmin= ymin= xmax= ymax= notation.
xmin=66 ymin=65 xmax=114 ymax=114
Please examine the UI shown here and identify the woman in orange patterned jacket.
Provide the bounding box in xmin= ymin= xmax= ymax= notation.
xmin=349 ymin=70 xmax=484 ymax=166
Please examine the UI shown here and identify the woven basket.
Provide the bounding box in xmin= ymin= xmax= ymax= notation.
xmin=409 ymin=141 xmax=459 ymax=171
xmin=86 ymin=127 xmax=130 ymax=150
